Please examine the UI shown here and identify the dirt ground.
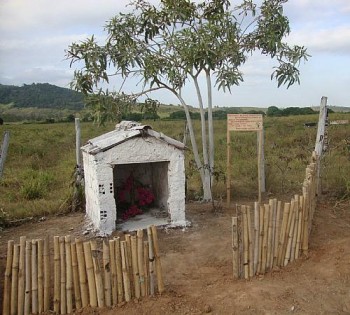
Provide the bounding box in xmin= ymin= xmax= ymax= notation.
xmin=1 ymin=197 xmax=350 ymax=315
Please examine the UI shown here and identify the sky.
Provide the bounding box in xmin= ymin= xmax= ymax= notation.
xmin=0 ymin=0 xmax=349 ymax=108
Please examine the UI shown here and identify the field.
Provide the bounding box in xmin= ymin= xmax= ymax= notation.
xmin=1 ymin=113 xmax=350 ymax=314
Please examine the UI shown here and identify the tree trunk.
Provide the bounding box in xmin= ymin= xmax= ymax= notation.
xmin=176 ymin=92 xmax=212 ymax=201
xmin=206 ymin=70 xmax=215 ymax=184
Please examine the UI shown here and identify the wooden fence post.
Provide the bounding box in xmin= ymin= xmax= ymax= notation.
xmin=0 ymin=130 xmax=10 ymax=179
xmin=232 ymin=217 xmax=239 ymax=279
xmin=3 ymin=240 xmax=14 ymax=315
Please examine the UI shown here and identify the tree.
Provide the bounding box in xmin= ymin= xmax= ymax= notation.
xmin=267 ymin=106 xmax=282 ymax=117
xmin=67 ymin=0 xmax=309 ymax=201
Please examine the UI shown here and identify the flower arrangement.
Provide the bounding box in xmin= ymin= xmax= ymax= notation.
xmin=117 ymin=174 xmax=155 ymax=221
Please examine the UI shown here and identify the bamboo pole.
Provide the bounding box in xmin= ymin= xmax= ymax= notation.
xmin=71 ymin=241 xmax=82 ymax=310
xmin=151 ymin=225 xmax=165 ymax=294
xmin=37 ymin=239 xmax=43 ymax=314
xmin=108 ymin=240 xmax=118 ymax=305
xmin=266 ymin=200 xmax=273 ymax=270
xmin=43 ymin=236 xmax=50 ymax=312
xmin=246 ymin=206 xmax=254 ymax=278
xmin=124 ymin=234 xmax=133 ymax=297
xmin=257 ymin=205 xmax=264 ymax=274
xmin=284 ymin=202 xmax=296 ymax=266
xmin=114 ymin=238 xmax=124 ymax=303
xmin=232 ymin=217 xmax=239 ymax=279
xmin=90 ymin=240 xmax=104 ymax=307
xmin=103 ymin=241 xmax=112 ymax=307
xmin=143 ymin=241 xmax=150 ymax=296
xmin=31 ymin=240 xmax=38 ymax=315
xmin=241 ymin=206 xmax=249 ymax=279
xmin=295 ymin=195 xmax=304 ymax=259
xmin=271 ymin=199 xmax=278 ymax=267
xmin=121 ymin=241 xmax=131 ymax=302
xmin=76 ymin=239 xmax=88 ymax=308
xmin=270 ymin=199 xmax=277 ymax=268
xmin=18 ymin=236 xmax=26 ymax=315
xmin=273 ymin=200 xmax=281 ymax=267
xmin=302 ymin=186 xmax=309 ymax=256
xmin=281 ymin=201 xmax=294 ymax=265
xmin=83 ymin=241 xmax=97 ymax=307
xmin=11 ymin=244 xmax=19 ymax=315
xmin=65 ymin=236 xmax=73 ymax=314
xmin=53 ymin=236 xmax=60 ymax=314
xmin=137 ymin=230 xmax=146 ymax=297
xmin=59 ymin=237 xmax=66 ymax=315
xmin=24 ymin=241 xmax=31 ymax=315
xmin=131 ymin=236 xmax=141 ymax=299
xmin=277 ymin=203 xmax=290 ymax=266
xmin=147 ymin=227 xmax=156 ymax=294
xmin=3 ymin=240 xmax=14 ymax=315
xmin=290 ymin=196 xmax=299 ymax=262
xmin=261 ymin=204 xmax=269 ymax=274
xmin=253 ymin=202 xmax=259 ymax=275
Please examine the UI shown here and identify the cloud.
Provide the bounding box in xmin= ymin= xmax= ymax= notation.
xmin=287 ymin=26 xmax=350 ymax=54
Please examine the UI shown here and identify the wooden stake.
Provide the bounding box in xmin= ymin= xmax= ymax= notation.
xmin=281 ymin=202 xmax=294 ymax=265
xmin=253 ymin=202 xmax=259 ymax=275
xmin=151 ymin=225 xmax=165 ymax=294
xmin=3 ymin=240 xmax=14 ymax=315
xmin=121 ymin=241 xmax=131 ymax=302
xmin=241 ymin=206 xmax=249 ymax=279
xmin=65 ymin=236 xmax=73 ymax=314
xmin=83 ymin=241 xmax=97 ymax=307
xmin=31 ymin=240 xmax=38 ymax=315
xmin=71 ymin=241 xmax=82 ymax=310
xmin=232 ymin=217 xmax=239 ymax=279
xmin=261 ymin=204 xmax=269 ymax=274
xmin=43 ymin=236 xmax=50 ymax=312
xmin=108 ymin=240 xmax=118 ymax=305
xmin=143 ymin=241 xmax=150 ymax=296
xmin=114 ymin=238 xmax=123 ymax=303
xmin=284 ymin=201 xmax=296 ymax=266
xmin=124 ymin=234 xmax=133 ymax=297
xmin=103 ymin=241 xmax=112 ymax=307
xmin=18 ymin=236 xmax=26 ymax=315
xmin=24 ymin=241 xmax=31 ymax=315
xmin=131 ymin=236 xmax=141 ymax=299
xmin=246 ymin=206 xmax=254 ymax=278
xmin=59 ymin=237 xmax=66 ymax=315
xmin=277 ymin=203 xmax=290 ymax=266
xmin=266 ymin=200 xmax=273 ymax=270
xmin=295 ymin=195 xmax=304 ymax=259
xmin=257 ymin=205 xmax=264 ymax=274
xmin=270 ymin=199 xmax=277 ymax=267
xmin=137 ymin=230 xmax=146 ymax=297
xmin=147 ymin=227 xmax=156 ymax=294
xmin=273 ymin=200 xmax=281 ymax=267
xmin=75 ymin=239 xmax=88 ymax=308
xmin=11 ymin=244 xmax=19 ymax=315
xmin=290 ymin=196 xmax=299 ymax=262
xmin=53 ymin=236 xmax=60 ymax=314
xmin=302 ymin=187 xmax=309 ymax=256
xmin=37 ymin=239 xmax=43 ymax=314
xmin=90 ymin=240 xmax=104 ymax=307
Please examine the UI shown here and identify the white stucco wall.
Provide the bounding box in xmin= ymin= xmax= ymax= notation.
xmin=83 ymin=134 xmax=186 ymax=234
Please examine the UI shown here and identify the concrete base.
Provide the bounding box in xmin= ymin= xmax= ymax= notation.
xmin=118 ymin=213 xmax=169 ymax=232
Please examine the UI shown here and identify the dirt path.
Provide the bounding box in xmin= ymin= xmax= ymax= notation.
xmin=1 ymin=198 xmax=350 ymax=314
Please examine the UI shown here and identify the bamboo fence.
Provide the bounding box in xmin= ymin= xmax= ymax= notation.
xmin=2 ymin=225 xmax=164 ymax=315
xmin=232 ymin=153 xmax=319 ymax=279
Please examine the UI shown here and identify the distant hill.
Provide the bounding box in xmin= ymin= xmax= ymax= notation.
xmin=0 ymin=83 xmax=84 ymax=110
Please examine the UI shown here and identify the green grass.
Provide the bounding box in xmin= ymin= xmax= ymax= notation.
xmin=1 ymin=112 xmax=349 ymax=222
